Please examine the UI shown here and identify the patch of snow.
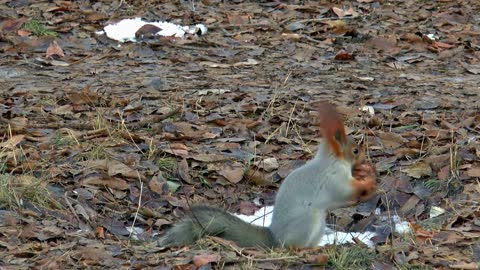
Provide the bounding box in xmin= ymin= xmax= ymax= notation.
xmin=98 ymin=18 xmax=207 ymax=43
xmin=234 ymin=205 xmax=412 ymax=248
xmin=235 ymin=206 xmax=273 ymax=227
xmin=126 ymin=226 xmax=144 ymax=240
xmin=322 ymin=228 xmax=377 ymax=248
xmin=360 ymin=105 xmax=375 ymax=116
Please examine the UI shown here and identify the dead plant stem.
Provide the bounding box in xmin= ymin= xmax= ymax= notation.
xmin=129 ymin=171 xmax=143 ymax=240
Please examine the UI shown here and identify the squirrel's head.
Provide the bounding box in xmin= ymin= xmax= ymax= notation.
xmin=343 ymin=136 xmax=365 ymax=167
xmin=315 ymin=101 xmax=364 ymax=165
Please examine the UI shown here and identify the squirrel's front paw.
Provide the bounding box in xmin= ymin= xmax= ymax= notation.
xmin=351 ymin=162 xmax=377 ymax=202
xmin=351 ymin=176 xmax=377 ymax=202
xmin=352 ymin=162 xmax=376 ymax=181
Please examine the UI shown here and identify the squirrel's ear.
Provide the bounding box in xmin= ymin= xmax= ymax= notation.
xmin=334 ymin=129 xmax=347 ymax=146
xmin=315 ymin=101 xmax=347 ymax=158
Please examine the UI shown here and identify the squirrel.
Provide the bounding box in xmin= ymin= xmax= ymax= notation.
xmin=157 ymin=102 xmax=377 ymax=248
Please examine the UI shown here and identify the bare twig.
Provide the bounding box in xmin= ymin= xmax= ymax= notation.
xmin=129 ymin=170 xmax=143 ymax=240
xmin=128 ymin=107 xmax=181 ymax=130
xmin=286 ymin=16 xmax=356 ymax=26
xmin=212 ymin=23 xmax=275 ymax=30
xmin=114 ymin=0 xmax=125 ymax=11
xmin=220 ymin=240 xmax=298 ymax=262
xmin=64 ymin=192 xmax=82 ymax=224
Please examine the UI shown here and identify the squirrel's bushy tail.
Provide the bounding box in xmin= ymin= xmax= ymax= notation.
xmin=158 ymin=206 xmax=278 ymax=248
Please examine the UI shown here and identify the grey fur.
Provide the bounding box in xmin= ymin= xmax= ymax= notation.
xmin=158 ymin=206 xmax=279 ymax=248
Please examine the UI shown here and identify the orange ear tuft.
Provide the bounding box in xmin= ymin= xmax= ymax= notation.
xmin=315 ymin=101 xmax=347 ymax=158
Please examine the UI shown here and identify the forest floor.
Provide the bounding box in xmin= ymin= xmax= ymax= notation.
xmin=0 ymin=0 xmax=479 ymax=269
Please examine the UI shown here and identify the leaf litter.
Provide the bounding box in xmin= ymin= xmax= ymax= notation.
xmin=1 ymin=0 xmax=480 ymax=269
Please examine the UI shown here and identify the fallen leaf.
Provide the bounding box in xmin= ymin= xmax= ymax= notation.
xmin=239 ymin=201 xmax=258 ymax=215
xmin=2 ymin=17 xmax=27 ymax=32
xmin=379 ymin=132 xmax=405 ymax=149
xmin=404 ymin=162 xmax=432 ymax=179
xmin=218 ymin=162 xmax=244 ymax=183
xmin=254 ymin=157 xmax=278 ymax=172
xmin=135 ymin=24 xmax=161 ymax=39
xmin=466 ymin=164 xmax=480 ymax=177
xmin=0 ymin=135 xmax=25 ymax=149
xmin=96 ymin=227 xmax=105 ymax=239
xmin=449 ymin=262 xmax=478 ymax=269
xmin=413 ymin=98 xmax=440 ymax=110
xmin=107 ymin=160 xmax=138 ymax=179
xmin=430 ymin=206 xmax=446 ymax=218
xmin=437 ymin=165 xmax=450 ymax=181
xmin=366 ymin=36 xmax=399 ymax=54
xmin=8 ymin=117 xmax=28 ymax=131
xmin=46 ymin=41 xmax=65 ymax=58
xmin=334 ymin=49 xmax=354 ymax=60
xmin=331 ymin=7 xmax=359 ymax=18
xmin=178 ymin=158 xmax=192 ymax=184
xmin=82 ymin=175 xmax=129 ymax=190
xmin=227 ymin=14 xmax=250 ymax=25
xmin=432 ymin=41 xmax=453 ymax=49
xmin=148 ymin=173 xmax=167 ymax=195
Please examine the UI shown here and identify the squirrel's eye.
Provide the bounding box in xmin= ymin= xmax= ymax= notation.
xmin=353 ymin=148 xmax=359 ymax=155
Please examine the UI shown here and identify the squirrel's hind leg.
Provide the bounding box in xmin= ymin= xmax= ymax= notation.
xmin=272 ymin=208 xmax=326 ymax=248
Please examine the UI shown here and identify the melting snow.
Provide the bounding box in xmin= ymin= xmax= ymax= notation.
xmin=235 ymin=205 xmax=411 ymax=248
xmin=97 ymin=18 xmax=207 ymax=43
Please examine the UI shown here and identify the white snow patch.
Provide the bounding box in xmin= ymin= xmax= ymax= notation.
xmin=126 ymin=226 xmax=144 ymax=240
xmin=234 ymin=205 xmax=412 ymax=248
xmin=235 ymin=206 xmax=274 ymax=227
xmin=98 ymin=18 xmax=207 ymax=43
xmin=360 ymin=105 xmax=375 ymax=116
xmin=321 ymin=228 xmax=377 ymax=248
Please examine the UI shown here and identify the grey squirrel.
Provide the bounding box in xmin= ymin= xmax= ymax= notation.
xmin=158 ymin=102 xmax=377 ymax=248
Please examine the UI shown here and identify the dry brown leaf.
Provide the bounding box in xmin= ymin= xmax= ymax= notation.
xmin=254 ymin=157 xmax=278 ymax=172
xmin=400 ymin=195 xmax=420 ymax=214
xmin=149 ymin=173 xmax=167 ymax=195
xmin=466 ymin=165 xmax=480 ymax=177
xmin=52 ymin=104 xmax=73 ymax=115
xmin=366 ymin=36 xmax=400 ymax=54
xmin=68 ymin=86 xmax=99 ymax=105
xmin=85 ymin=12 xmax=108 ymax=22
xmin=218 ymin=162 xmax=244 ymax=183
xmin=73 ymin=246 xmax=115 ymax=265
xmin=0 ymin=135 xmax=25 ymax=149
xmin=2 ymin=17 xmax=27 ymax=32
xmin=334 ymin=49 xmax=354 ymax=60
xmin=331 ymin=7 xmax=358 ymax=18
xmin=239 ymin=201 xmax=258 ymax=215
xmin=190 ymin=153 xmax=229 ymax=162
xmin=449 ymin=262 xmax=478 ymax=270
xmin=437 ymin=165 xmax=450 ymax=181
xmin=82 ymin=175 xmax=129 ymax=190
xmin=46 ymin=41 xmax=65 ymax=58
xmin=8 ymin=117 xmax=28 ymax=131
xmin=227 ymin=14 xmax=250 ymax=25
xmin=135 ymin=24 xmax=161 ymax=39
xmin=244 ymin=168 xmax=274 ymax=186
xmin=404 ymin=162 xmax=432 ymax=179
xmin=96 ymin=226 xmax=105 ymax=239
xmin=178 ymin=158 xmax=192 ymax=184
xmin=193 ymin=253 xmax=221 ymax=267
xmin=432 ymin=231 xmax=463 ymax=245
xmin=107 ymin=160 xmax=137 ymax=179
xmin=379 ymin=132 xmax=405 ymax=149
